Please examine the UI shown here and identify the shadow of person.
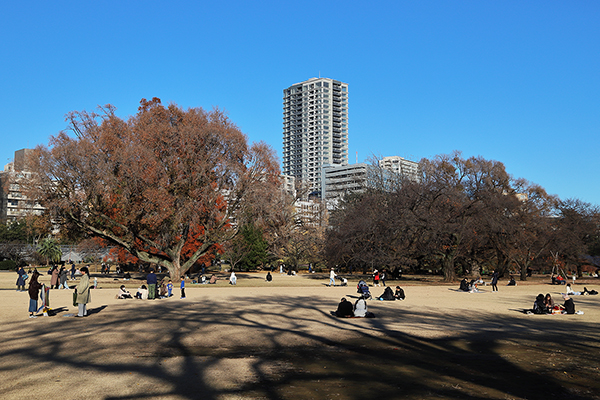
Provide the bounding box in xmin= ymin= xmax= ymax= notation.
xmin=86 ymin=305 xmax=108 ymax=316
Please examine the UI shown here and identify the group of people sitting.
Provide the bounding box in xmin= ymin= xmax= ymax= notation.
xmin=459 ymin=278 xmax=482 ymax=293
xmin=193 ymin=274 xmax=218 ymax=284
xmin=118 ymin=280 xmax=175 ymax=300
xmin=532 ymin=293 xmax=575 ymax=314
xmin=377 ymin=286 xmax=406 ymax=301
xmin=334 ymin=296 xmax=374 ymax=318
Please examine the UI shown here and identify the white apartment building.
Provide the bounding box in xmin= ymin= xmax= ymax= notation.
xmin=0 ymin=149 xmax=45 ymax=222
xmin=378 ymin=156 xmax=420 ymax=182
xmin=321 ymin=156 xmax=420 ymax=208
xmin=321 ymin=163 xmax=370 ymax=202
xmin=282 ymin=77 xmax=349 ymax=194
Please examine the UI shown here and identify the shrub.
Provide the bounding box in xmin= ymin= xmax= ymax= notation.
xmin=0 ymin=260 xmax=17 ymax=270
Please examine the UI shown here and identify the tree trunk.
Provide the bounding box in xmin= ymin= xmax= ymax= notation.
xmin=470 ymin=260 xmax=481 ymax=279
xmin=442 ymin=258 xmax=456 ymax=282
xmin=166 ymin=258 xmax=182 ymax=280
xmin=519 ymin=263 xmax=528 ymax=281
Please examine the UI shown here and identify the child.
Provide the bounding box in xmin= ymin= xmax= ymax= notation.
xmin=167 ymin=280 xmax=173 ymax=297
xmin=180 ymin=276 xmax=186 ymax=299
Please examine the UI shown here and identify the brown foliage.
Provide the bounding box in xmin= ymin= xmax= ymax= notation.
xmin=29 ymin=98 xmax=280 ymax=279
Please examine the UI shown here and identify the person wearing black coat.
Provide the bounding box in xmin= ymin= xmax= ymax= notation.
xmin=562 ymin=295 xmax=575 ymax=314
xmin=335 ymin=298 xmax=354 ymax=318
xmin=28 ymin=271 xmax=43 ymax=318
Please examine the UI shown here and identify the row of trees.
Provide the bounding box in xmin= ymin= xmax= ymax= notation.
xmin=5 ymin=99 xmax=598 ymax=280
xmin=325 ymin=152 xmax=600 ymax=281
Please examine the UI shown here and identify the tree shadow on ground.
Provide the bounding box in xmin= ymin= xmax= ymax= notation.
xmin=0 ymin=296 xmax=599 ymax=400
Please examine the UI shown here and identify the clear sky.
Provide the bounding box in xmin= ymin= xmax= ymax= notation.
xmin=1 ymin=1 xmax=598 ymax=204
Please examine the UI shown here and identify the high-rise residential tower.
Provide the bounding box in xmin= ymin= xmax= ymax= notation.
xmin=282 ymin=77 xmax=348 ymax=194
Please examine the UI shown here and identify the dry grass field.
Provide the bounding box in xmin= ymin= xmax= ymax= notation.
xmin=1 ymin=269 xmax=599 ymax=400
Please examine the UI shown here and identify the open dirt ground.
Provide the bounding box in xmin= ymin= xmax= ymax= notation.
xmin=1 ymin=270 xmax=599 ymax=400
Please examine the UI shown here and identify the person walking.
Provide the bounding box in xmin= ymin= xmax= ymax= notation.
xmin=76 ymin=266 xmax=91 ymax=317
xmin=16 ymin=266 xmax=27 ymax=292
xmin=491 ymin=270 xmax=499 ymax=292
xmin=146 ymin=268 xmax=157 ymax=299
xmin=329 ymin=268 xmax=337 ymax=287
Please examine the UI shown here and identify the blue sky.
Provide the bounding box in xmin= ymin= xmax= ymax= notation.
xmin=1 ymin=1 xmax=599 ymax=204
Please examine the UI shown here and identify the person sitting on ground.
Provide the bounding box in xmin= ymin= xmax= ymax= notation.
xmin=209 ymin=274 xmax=218 ymax=284
xmin=556 ymin=275 xmax=566 ymax=285
xmin=507 ymin=276 xmax=516 ymax=286
xmin=394 ymin=286 xmax=406 ymax=300
xmin=354 ymin=295 xmax=375 ymax=318
xmin=459 ymin=278 xmax=470 ymax=292
xmin=551 ymin=274 xmax=558 ymax=285
xmin=335 ymin=297 xmax=354 ymax=318
xmin=117 ymin=285 xmax=132 ymax=299
xmin=469 ymin=279 xmax=480 ymax=293
xmin=340 ymin=277 xmax=348 ymax=286
xmin=582 ymin=287 xmax=598 ymax=295
xmin=565 ymin=283 xmax=581 ymax=295
xmin=544 ymin=293 xmax=555 ymax=313
xmin=135 ymin=285 xmax=148 ymax=300
xmin=532 ymin=293 xmax=547 ymax=314
xmin=266 ymin=271 xmax=272 ymax=282
xmin=377 ymin=286 xmax=396 ymax=301
xmin=562 ymin=295 xmax=575 ymax=314
xmin=159 ymin=279 xmax=168 ymax=298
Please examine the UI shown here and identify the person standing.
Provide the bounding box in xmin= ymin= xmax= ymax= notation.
xmin=180 ymin=276 xmax=186 ymax=299
xmin=27 ymin=271 xmax=42 ymax=318
xmin=146 ymin=268 xmax=157 ymax=300
xmin=50 ymin=266 xmax=60 ymax=289
xmin=59 ymin=266 xmax=68 ymax=289
xmin=329 ymin=268 xmax=337 ymax=287
xmin=16 ymin=266 xmax=27 ymax=292
xmin=229 ymin=270 xmax=237 ymax=285
xmin=373 ymin=270 xmax=380 ymax=287
xmin=167 ymin=280 xmax=173 ymax=297
xmin=76 ymin=266 xmax=91 ymax=317
xmin=70 ymin=263 xmax=76 ymax=280
xmin=491 ymin=270 xmax=499 ymax=292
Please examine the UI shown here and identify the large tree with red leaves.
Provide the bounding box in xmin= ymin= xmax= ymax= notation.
xmin=30 ymin=98 xmax=280 ymax=279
